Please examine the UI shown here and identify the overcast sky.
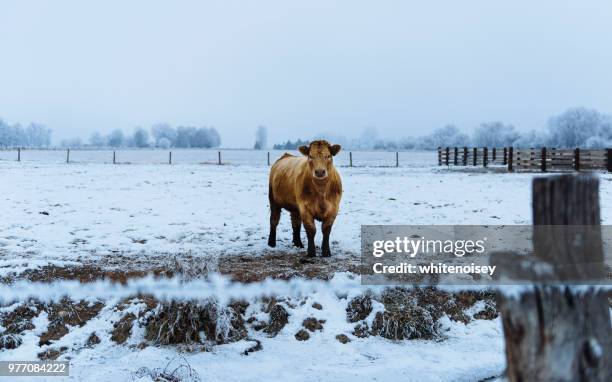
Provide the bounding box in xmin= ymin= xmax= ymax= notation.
xmin=1 ymin=1 xmax=612 ymax=147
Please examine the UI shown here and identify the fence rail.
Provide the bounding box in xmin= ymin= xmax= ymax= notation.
xmin=438 ymin=146 xmax=612 ymax=172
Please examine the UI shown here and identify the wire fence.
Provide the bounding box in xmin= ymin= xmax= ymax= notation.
xmin=0 ymin=148 xmax=436 ymax=167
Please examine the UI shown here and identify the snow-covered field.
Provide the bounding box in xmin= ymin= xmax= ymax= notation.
xmin=2 ymin=152 xmax=612 ymax=382
xmin=2 ymin=153 xmax=584 ymax=271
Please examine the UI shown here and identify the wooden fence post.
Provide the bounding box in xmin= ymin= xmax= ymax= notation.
xmin=492 ymin=147 xmax=497 ymax=162
xmin=496 ymin=175 xmax=611 ymax=381
xmin=267 ymin=152 xmax=270 ymax=166
xmin=483 ymin=147 xmax=488 ymax=167
xmin=541 ymin=147 xmax=547 ymax=172
xmin=454 ymin=147 xmax=458 ymax=165
xmin=574 ymin=147 xmax=580 ymax=171
xmin=395 ymin=152 xmax=399 ymax=167
xmin=349 ymin=152 xmax=353 ymax=167
xmin=169 ymin=151 xmax=172 ymax=165
xmin=218 ymin=151 xmax=221 ymax=165
xmin=66 ymin=148 xmax=70 ymax=164
xmin=473 ymin=147 xmax=477 ymax=166
xmin=437 ymin=147 xmax=441 ymax=166
xmin=463 ymin=147 xmax=468 ymax=166
xmin=503 ymin=147 xmax=507 ymax=165
xmin=445 ymin=147 xmax=450 ymax=166
xmin=508 ymin=147 xmax=513 ymax=172
xmin=607 ymin=148 xmax=612 ymax=172
xmin=113 ymin=151 xmax=116 ymax=164
xmin=17 ymin=148 xmax=21 ymax=162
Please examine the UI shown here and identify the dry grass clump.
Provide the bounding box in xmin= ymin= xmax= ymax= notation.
xmin=346 ymin=287 xmax=499 ymax=341
xmin=144 ymin=300 xmax=246 ymax=345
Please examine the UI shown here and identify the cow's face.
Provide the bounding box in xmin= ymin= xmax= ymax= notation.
xmin=299 ymin=140 xmax=341 ymax=180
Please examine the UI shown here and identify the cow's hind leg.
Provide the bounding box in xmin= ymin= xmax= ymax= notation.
xmin=321 ymin=218 xmax=335 ymax=257
xmin=290 ymin=211 xmax=303 ymax=248
xmin=268 ymin=204 xmax=281 ymax=247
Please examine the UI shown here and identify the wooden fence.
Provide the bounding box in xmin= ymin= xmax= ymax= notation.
xmin=438 ymin=146 xmax=612 ymax=172
xmin=493 ymin=175 xmax=611 ymax=380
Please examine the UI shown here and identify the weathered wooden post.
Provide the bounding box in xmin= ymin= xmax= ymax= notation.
xmin=541 ymin=147 xmax=547 ymax=172
xmin=169 ymin=151 xmax=172 ymax=165
xmin=349 ymin=152 xmax=353 ymax=167
xmin=607 ymin=148 xmax=612 ymax=172
xmin=66 ymin=148 xmax=70 ymax=163
xmin=473 ymin=147 xmax=477 ymax=166
xmin=17 ymin=148 xmax=21 ymax=162
xmin=218 ymin=151 xmax=221 ymax=165
xmin=483 ymin=147 xmax=488 ymax=167
xmin=496 ymin=175 xmax=611 ymax=381
xmin=503 ymin=147 xmax=507 ymax=165
xmin=508 ymin=147 xmax=513 ymax=172
xmin=437 ymin=147 xmax=441 ymax=166
xmin=463 ymin=147 xmax=468 ymax=166
xmin=113 ymin=151 xmax=116 ymax=164
xmin=454 ymin=147 xmax=458 ymax=165
xmin=574 ymin=147 xmax=580 ymax=171
xmin=267 ymin=152 xmax=270 ymax=166
xmin=395 ymin=152 xmax=399 ymax=167
xmin=445 ymin=147 xmax=450 ymax=166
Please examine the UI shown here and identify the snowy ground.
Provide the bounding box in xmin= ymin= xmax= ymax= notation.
xmin=5 ymin=159 xmax=604 ymax=272
xmin=2 ymin=156 xmax=612 ymax=381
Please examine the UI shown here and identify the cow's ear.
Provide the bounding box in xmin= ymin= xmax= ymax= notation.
xmin=298 ymin=145 xmax=310 ymax=156
xmin=330 ymin=144 xmax=341 ymax=156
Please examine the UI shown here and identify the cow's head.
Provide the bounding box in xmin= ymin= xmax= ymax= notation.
xmin=299 ymin=140 xmax=341 ymax=180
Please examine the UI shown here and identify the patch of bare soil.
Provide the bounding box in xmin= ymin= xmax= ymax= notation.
xmin=39 ymin=298 xmax=104 ymax=346
xmin=17 ymin=264 xmax=174 ymax=284
xmin=218 ymin=252 xmax=362 ymax=282
xmin=4 ymin=251 xmax=358 ymax=285
xmin=0 ymin=303 xmax=44 ymax=349
xmin=111 ymin=313 xmax=137 ymax=344
xmin=263 ymin=303 xmax=289 ymax=337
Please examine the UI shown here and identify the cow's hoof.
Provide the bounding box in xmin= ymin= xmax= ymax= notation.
xmin=306 ymin=249 xmax=316 ymax=257
xmin=268 ymin=239 xmax=276 ymax=248
xmin=322 ymin=248 xmax=331 ymax=257
xmin=293 ymin=240 xmax=304 ymax=248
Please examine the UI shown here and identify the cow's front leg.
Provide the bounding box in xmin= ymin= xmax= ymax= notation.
xmin=321 ymin=218 xmax=335 ymax=257
xmin=301 ymin=212 xmax=316 ymax=257
xmin=290 ymin=211 xmax=303 ymax=248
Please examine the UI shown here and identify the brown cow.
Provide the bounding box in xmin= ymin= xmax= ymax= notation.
xmin=268 ymin=140 xmax=342 ymax=257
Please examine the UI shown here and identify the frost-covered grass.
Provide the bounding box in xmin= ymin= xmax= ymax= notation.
xmin=0 ymin=286 xmax=506 ymax=382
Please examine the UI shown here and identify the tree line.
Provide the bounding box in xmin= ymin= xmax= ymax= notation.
xmin=73 ymin=124 xmax=222 ymax=149
xmin=3 ymin=107 xmax=612 ymax=150
xmin=0 ymin=120 xmax=52 ymax=148
xmin=273 ymin=107 xmax=612 ymax=150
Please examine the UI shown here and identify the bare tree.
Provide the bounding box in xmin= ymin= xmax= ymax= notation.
xmin=547 ymin=107 xmax=612 ymax=148
xmin=132 ymin=127 xmax=150 ymax=148
xmin=472 ymin=122 xmax=520 ymax=147
xmin=107 ymin=129 xmax=125 ymax=147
